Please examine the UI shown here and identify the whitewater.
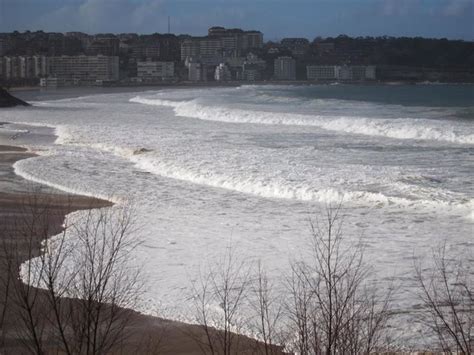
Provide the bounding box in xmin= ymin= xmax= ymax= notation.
xmin=1 ymin=84 xmax=473 ymax=347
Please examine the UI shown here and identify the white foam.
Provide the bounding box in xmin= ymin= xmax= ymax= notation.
xmin=2 ymin=87 xmax=472 ymax=348
xmin=130 ymin=96 xmax=474 ymax=145
xmin=13 ymin=157 xmax=121 ymax=204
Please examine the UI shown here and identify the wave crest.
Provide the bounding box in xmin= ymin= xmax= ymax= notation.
xmin=130 ymin=96 xmax=473 ymax=145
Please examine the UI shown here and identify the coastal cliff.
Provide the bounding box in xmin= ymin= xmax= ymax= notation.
xmin=0 ymin=87 xmax=30 ymax=108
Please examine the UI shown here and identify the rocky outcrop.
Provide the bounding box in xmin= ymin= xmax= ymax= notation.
xmin=0 ymin=88 xmax=30 ymax=108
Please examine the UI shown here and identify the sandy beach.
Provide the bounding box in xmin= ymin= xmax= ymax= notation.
xmin=0 ymin=142 xmax=279 ymax=354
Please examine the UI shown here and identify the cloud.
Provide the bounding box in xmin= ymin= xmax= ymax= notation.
xmin=379 ymin=0 xmax=423 ymax=16
xmin=2 ymin=0 xmax=473 ymax=39
xmin=441 ymin=0 xmax=473 ymax=16
xmin=33 ymin=0 xmax=168 ymax=33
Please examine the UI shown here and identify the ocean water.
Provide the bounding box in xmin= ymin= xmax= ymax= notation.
xmin=1 ymin=84 xmax=473 ymax=345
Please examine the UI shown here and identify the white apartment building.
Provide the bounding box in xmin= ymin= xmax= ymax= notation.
xmin=214 ymin=63 xmax=231 ymax=81
xmin=306 ymin=65 xmax=339 ymax=80
xmin=48 ymin=55 xmax=119 ymax=83
xmin=187 ymin=61 xmax=206 ymax=81
xmin=0 ymin=55 xmax=48 ymax=80
xmin=33 ymin=56 xmax=48 ymax=77
xmin=137 ymin=61 xmax=174 ymax=81
xmin=307 ymin=65 xmax=377 ymax=81
xmin=274 ymin=56 xmax=296 ymax=80
xmin=1 ymin=57 xmax=19 ymax=79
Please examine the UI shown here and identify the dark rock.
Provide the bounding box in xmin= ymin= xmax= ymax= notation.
xmin=0 ymin=88 xmax=30 ymax=108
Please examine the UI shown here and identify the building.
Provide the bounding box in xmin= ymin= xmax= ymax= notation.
xmin=364 ymin=65 xmax=376 ymax=80
xmin=40 ymin=77 xmax=68 ymax=87
xmin=33 ymin=56 xmax=48 ymax=78
xmin=137 ymin=61 xmax=174 ymax=82
xmin=214 ymin=63 xmax=231 ymax=81
xmin=2 ymin=57 xmax=20 ymax=79
xmin=0 ymin=38 xmax=9 ymax=56
xmin=208 ymin=27 xmax=263 ymax=51
xmin=274 ymin=56 xmax=296 ymax=80
xmin=244 ymin=31 xmax=264 ymax=50
xmin=242 ymin=64 xmax=262 ymax=81
xmin=199 ymin=38 xmax=223 ymax=61
xmin=306 ymin=65 xmax=377 ymax=81
xmin=242 ymin=53 xmax=266 ymax=81
xmin=181 ymin=38 xmax=201 ymax=61
xmin=181 ymin=37 xmax=222 ymax=65
xmin=306 ymin=65 xmax=339 ymax=80
xmin=48 ymin=55 xmax=119 ymax=84
xmin=281 ymin=38 xmax=309 ymax=57
xmin=181 ymin=27 xmax=264 ymax=63
xmin=186 ymin=58 xmax=207 ymax=82
xmin=86 ymin=36 xmax=119 ymax=56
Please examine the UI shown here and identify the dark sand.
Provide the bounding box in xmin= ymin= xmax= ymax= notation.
xmin=0 ymin=144 xmax=281 ymax=354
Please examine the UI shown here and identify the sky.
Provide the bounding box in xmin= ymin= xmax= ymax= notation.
xmin=0 ymin=0 xmax=473 ymax=40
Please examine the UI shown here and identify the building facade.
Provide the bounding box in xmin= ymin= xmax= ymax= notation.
xmin=48 ymin=55 xmax=119 ymax=83
xmin=137 ymin=61 xmax=174 ymax=81
xmin=306 ymin=65 xmax=377 ymax=81
xmin=214 ymin=63 xmax=231 ymax=81
xmin=274 ymin=56 xmax=296 ymax=80
xmin=281 ymin=38 xmax=310 ymax=57
xmin=306 ymin=65 xmax=339 ymax=80
xmin=181 ymin=27 xmax=264 ymax=63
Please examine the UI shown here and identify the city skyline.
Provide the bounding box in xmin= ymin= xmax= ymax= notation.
xmin=0 ymin=0 xmax=473 ymax=41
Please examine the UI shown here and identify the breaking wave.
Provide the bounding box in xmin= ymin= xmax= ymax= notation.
xmin=125 ymin=152 xmax=473 ymax=216
xmin=130 ymin=96 xmax=474 ymax=145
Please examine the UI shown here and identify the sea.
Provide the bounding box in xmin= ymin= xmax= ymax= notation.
xmin=1 ymin=83 xmax=473 ymax=346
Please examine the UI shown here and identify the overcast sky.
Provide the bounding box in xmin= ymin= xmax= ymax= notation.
xmin=0 ymin=0 xmax=472 ymax=40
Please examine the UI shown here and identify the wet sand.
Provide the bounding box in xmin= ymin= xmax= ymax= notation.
xmin=0 ymin=144 xmax=281 ymax=354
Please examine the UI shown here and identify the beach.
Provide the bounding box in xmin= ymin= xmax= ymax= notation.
xmin=1 ymin=84 xmax=472 ymax=351
xmin=0 ymin=139 xmax=277 ymax=354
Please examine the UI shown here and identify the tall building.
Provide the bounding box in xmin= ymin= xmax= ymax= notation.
xmin=199 ymin=38 xmax=222 ymax=59
xmin=274 ymin=56 xmax=296 ymax=80
xmin=33 ymin=56 xmax=48 ymax=77
xmin=244 ymin=31 xmax=264 ymax=50
xmin=181 ymin=39 xmax=201 ymax=61
xmin=137 ymin=61 xmax=174 ymax=81
xmin=181 ymin=27 xmax=264 ymax=62
xmin=187 ymin=61 xmax=205 ymax=82
xmin=48 ymin=55 xmax=119 ymax=83
xmin=2 ymin=57 xmax=20 ymax=79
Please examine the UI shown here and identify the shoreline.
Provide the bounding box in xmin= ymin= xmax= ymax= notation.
xmin=0 ymin=140 xmax=280 ymax=354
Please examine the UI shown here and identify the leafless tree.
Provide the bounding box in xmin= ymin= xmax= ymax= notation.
xmin=189 ymin=246 xmax=252 ymax=355
xmin=414 ymin=242 xmax=473 ymax=354
xmin=249 ymin=261 xmax=285 ymax=355
xmin=285 ymin=261 xmax=316 ymax=355
xmin=1 ymin=193 xmax=57 ymax=354
xmin=1 ymin=193 xmax=143 ymax=355
xmin=285 ymin=205 xmax=394 ymax=354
